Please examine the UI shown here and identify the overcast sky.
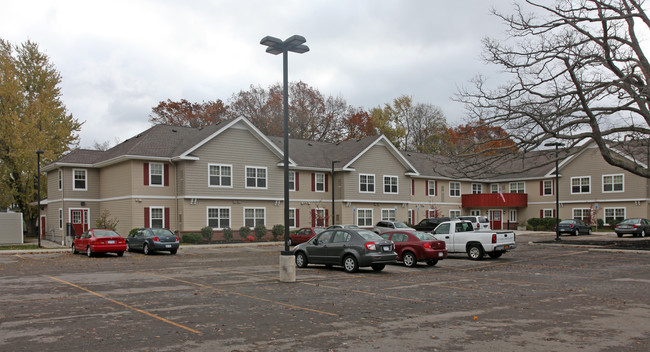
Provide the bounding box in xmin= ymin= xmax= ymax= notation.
xmin=2 ymin=0 xmax=515 ymax=149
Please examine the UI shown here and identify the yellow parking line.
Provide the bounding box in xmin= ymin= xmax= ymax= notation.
xmin=149 ymin=273 xmax=339 ymax=317
xmin=47 ymin=276 xmax=201 ymax=334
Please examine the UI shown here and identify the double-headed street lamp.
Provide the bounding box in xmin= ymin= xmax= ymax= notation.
xmin=545 ymin=142 xmax=564 ymax=241
xmin=260 ymin=35 xmax=309 ymax=282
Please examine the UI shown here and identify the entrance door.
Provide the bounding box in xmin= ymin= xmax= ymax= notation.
xmin=489 ymin=210 xmax=502 ymax=230
xmin=70 ymin=209 xmax=89 ymax=237
xmin=40 ymin=216 xmax=46 ymax=239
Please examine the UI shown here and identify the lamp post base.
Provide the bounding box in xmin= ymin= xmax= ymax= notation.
xmin=279 ymin=253 xmax=296 ymax=282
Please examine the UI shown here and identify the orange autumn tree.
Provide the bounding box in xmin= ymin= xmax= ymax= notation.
xmin=149 ymin=99 xmax=229 ymax=128
xmin=446 ymin=120 xmax=517 ymax=155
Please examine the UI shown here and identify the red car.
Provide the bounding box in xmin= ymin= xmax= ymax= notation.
xmin=380 ymin=231 xmax=447 ymax=267
xmin=72 ymin=229 xmax=127 ymax=257
xmin=289 ymin=227 xmax=325 ymax=245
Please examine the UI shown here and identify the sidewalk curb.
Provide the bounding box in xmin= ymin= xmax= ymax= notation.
xmin=528 ymin=241 xmax=650 ymax=254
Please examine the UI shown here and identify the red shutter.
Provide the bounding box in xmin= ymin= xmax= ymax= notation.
xmin=143 ymin=163 xmax=149 ymax=186
xmin=540 ymin=209 xmax=543 ymax=218
xmin=164 ymin=164 xmax=169 ymax=187
xmin=411 ymin=179 xmax=415 ymax=195
xmin=325 ymin=174 xmax=329 ymax=192
xmin=311 ymin=173 xmax=315 ymax=192
xmin=164 ymin=207 xmax=170 ymax=228
xmin=144 ymin=207 xmax=150 ymax=227
xmin=553 ymin=209 xmax=556 ymax=217
xmin=325 ymin=209 xmax=329 ymax=226
xmin=296 ymin=209 xmax=300 ymax=227
xmin=295 ymin=172 xmax=300 ymax=191
xmin=311 ymin=209 xmax=316 ymax=227
xmin=552 ymin=180 xmax=555 ymax=195
xmin=540 ymin=181 xmax=543 ymax=196
xmin=425 ymin=180 xmax=429 ymax=196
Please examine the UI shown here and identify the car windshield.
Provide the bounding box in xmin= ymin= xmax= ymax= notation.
xmin=413 ymin=232 xmax=435 ymax=240
xmin=394 ymin=222 xmax=410 ymax=229
xmin=620 ymin=219 xmax=640 ymax=224
xmin=151 ymin=228 xmax=174 ymax=236
xmin=93 ymin=230 xmax=119 ymax=237
xmin=357 ymin=230 xmax=384 ymax=241
xmin=477 ymin=216 xmax=489 ymax=223
xmin=559 ymin=220 xmax=574 ymax=225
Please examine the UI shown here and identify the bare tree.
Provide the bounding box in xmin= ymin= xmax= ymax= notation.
xmin=454 ymin=0 xmax=650 ymax=177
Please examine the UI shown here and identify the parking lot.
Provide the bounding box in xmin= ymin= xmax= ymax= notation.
xmin=1 ymin=232 xmax=649 ymax=352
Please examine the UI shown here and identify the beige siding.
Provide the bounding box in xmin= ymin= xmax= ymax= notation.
xmin=129 ymin=160 xmax=177 ymax=197
xmin=99 ymin=162 xmax=133 ymax=198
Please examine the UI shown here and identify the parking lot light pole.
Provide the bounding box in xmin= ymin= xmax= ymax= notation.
xmin=36 ymin=149 xmax=44 ymax=248
xmin=545 ymin=142 xmax=564 ymax=241
xmin=331 ymin=160 xmax=340 ymax=226
xmin=260 ymin=35 xmax=309 ymax=282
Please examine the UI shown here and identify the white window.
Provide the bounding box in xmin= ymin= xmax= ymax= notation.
xmin=357 ymin=208 xmax=373 ymax=226
xmin=315 ymin=173 xmax=325 ymax=192
xmin=571 ymin=176 xmax=590 ymax=194
xmin=471 ymin=183 xmax=482 ymax=194
xmin=383 ymin=176 xmax=398 ymax=194
xmin=209 ymin=164 xmax=232 ymax=187
xmin=408 ymin=209 xmax=414 ymax=225
xmin=450 ymin=210 xmax=461 ymax=218
xmin=313 ymin=208 xmax=326 ymax=227
xmin=449 ymin=182 xmax=461 ymax=197
xmin=509 ymin=209 xmax=517 ymax=222
xmin=59 ymin=208 xmax=63 ymax=229
xmin=381 ymin=209 xmax=396 ymax=221
xmin=150 ymin=163 xmax=163 ymax=186
xmin=246 ymin=167 xmax=267 ymax=189
xmin=207 ymin=207 xmax=230 ymax=229
xmin=491 ymin=184 xmax=499 ymax=193
xmin=289 ymin=171 xmax=296 ymax=191
xmin=470 ymin=210 xmax=481 ymax=216
xmin=428 ymin=180 xmax=436 ymax=196
xmin=543 ymin=180 xmax=553 ymax=196
xmin=150 ymin=207 xmax=164 ymax=228
xmin=58 ymin=170 xmax=62 ymax=190
xmin=605 ymin=207 xmax=625 ymax=224
xmin=359 ymin=174 xmax=375 ymax=193
xmin=573 ymin=208 xmax=591 ymax=221
xmin=509 ymin=182 xmax=525 ymax=194
xmin=72 ymin=169 xmax=87 ymax=191
xmin=289 ymin=208 xmax=296 ymax=228
xmin=602 ymin=174 xmax=624 ymax=193
xmin=244 ymin=207 xmax=265 ymax=227
xmin=542 ymin=209 xmax=554 ymax=218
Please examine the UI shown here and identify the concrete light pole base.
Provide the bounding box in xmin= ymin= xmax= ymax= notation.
xmin=279 ymin=254 xmax=296 ymax=282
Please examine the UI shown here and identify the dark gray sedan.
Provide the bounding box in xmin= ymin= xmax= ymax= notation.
xmin=615 ymin=218 xmax=650 ymax=237
xmin=127 ymin=228 xmax=180 ymax=255
xmin=293 ymin=228 xmax=397 ymax=273
xmin=557 ymin=219 xmax=592 ymax=236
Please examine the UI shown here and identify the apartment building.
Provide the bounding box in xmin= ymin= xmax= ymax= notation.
xmin=40 ymin=117 xmax=650 ymax=243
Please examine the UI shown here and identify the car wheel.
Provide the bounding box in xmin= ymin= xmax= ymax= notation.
xmin=467 ymin=244 xmax=484 ymax=260
xmin=343 ymin=255 xmax=359 ymax=273
xmin=642 ymin=230 xmax=646 ymax=238
xmin=587 ymin=229 xmax=592 ymax=235
xmin=402 ymin=252 xmax=417 ymax=267
xmin=71 ymin=244 xmax=78 ymax=254
xmin=617 ymin=233 xmax=623 ymax=238
xmin=371 ymin=264 xmax=385 ymax=272
xmin=116 ymin=252 xmax=124 ymax=257
xmin=427 ymin=259 xmax=438 ymax=266
xmin=488 ymin=251 xmax=503 ymax=259
xmin=143 ymin=243 xmax=151 ymax=255
xmin=571 ymin=230 xmax=577 ymax=236
xmin=170 ymin=249 xmax=178 ymax=255
xmin=295 ymin=252 xmax=308 ymax=268
xmin=86 ymin=246 xmax=93 ymax=257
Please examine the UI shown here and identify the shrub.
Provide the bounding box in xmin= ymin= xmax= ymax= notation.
xmin=222 ymin=227 xmax=234 ymax=242
xmin=609 ymin=219 xmax=621 ymax=229
xmin=542 ymin=217 xmax=557 ymax=231
xmin=182 ymin=233 xmax=202 ymax=244
xmin=527 ymin=218 xmax=541 ymax=231
xmin=597 ymin=219 xmax=604 ymax=230
xmin=246 ymin=235 xmax=255 ymax=242
xmin=271 ymin=224 xmax=284 ymax=241
xmin=239 ymin=226 xmax=250 ymax=240
xmin=254 ymin=224 xmax=267 ymax=241
xmin=95 ymin=209 xmax=119 ymax=230
xmin=200 ymin=226 xmax=214 ymax=242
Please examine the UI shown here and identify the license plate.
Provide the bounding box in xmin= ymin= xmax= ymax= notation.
xmin=108 ymin=240 xmax=115 ymax=244
xmin=438 ymin=252 xmax=443 ymax=257
xmin=504 ymin=245 xmax=509 ymax=249
xmin=382 ymin=246 xmax=390 ymax=251
xmin=165 ymin=244 xmax=171 ymax=248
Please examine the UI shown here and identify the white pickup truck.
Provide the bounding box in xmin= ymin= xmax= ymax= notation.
xmin=431 ymin=220 xmax=516 ymax=260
